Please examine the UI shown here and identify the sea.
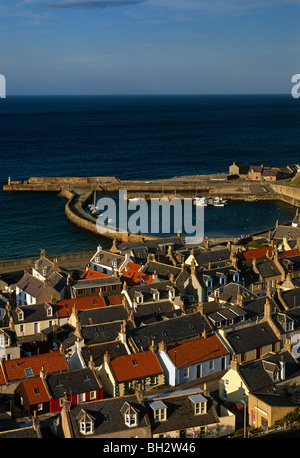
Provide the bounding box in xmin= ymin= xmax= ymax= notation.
xmin=0 ymin=94 xmax=299 ymax=261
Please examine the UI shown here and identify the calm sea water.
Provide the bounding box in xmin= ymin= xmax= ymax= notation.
xmin=0 ymin=94 xmax=299 ymax=260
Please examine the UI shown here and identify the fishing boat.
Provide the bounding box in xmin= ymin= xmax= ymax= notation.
xmin=194 ymin=196 xmax=208 ymax=206
xmin=244 ymin=196 xmax=258 ymax=202
xmin=213 ymin=197 xmax=225 ymax=207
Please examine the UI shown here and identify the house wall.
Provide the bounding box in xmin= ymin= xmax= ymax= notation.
xmin=176 ymin=354 xmax=230 ymax=386
xmin=98 ymin=361 xmax=115 ymax=396
xmin=116 ymin=373 xmax=165 ymax=397
xmin=157 ymin=350 xmax=176 ymax=385
xmin=248 ymin=393 xmax=296 ymax=429
xmin=50 ymin=389 xmax=103 ymax=414
xmin=15 ymin=317 xmax=59 ymax=338
xmin=219 ymin=367 xmax=248 ymax=404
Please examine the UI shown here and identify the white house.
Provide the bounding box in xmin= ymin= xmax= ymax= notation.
xmin=157 ymin=333 xmax=230 ymax=386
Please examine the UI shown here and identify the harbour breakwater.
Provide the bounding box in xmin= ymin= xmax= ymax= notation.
xmin=3 ymin=175 xmax=300 ymax=244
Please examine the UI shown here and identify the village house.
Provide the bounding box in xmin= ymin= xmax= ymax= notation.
xmin=228 ymin=162 xmax=250 ymax=176
xmin=71 ymin=276 xmax=122 ymax=298
xmin=183 ymin=258 xmax=241 ymax=303
xmin=59 ymin=390 xmax=152 ymax=438
xmin=248 ymin=164 xmax=263 ymax=181
xmin=219 ymin=350 xmax=300 ymax=407
xmin=6 ymin=299 xmax=60 ymax=348
xmin=120 ymin=262 xmax=152 ymax=286
xmin=262 ymin=167 xmax=282 ymax=182
xmin=14 ymin=365 xmax=103 ymax=417
xmin=128 ymin=312 xmax=210 ymax=353
xmin=122 ymin=279 xmax=176 ymax=310
xmin=15 ymin=272 xmax=66 ymax=307
xmin=247 ymin=391 xmax=298 ymax=430
xmin=0 ymin=350 xmax=68 ymax=405
xmin=218 ymin=302 xmax=281 ymax=364
xmin=157 ymin=333 xmax=230 ymax=386
xmin=99 ymin=349 xmax=165 ymax=397
xmin=145 ymin=388 xmax=235 ymax=438
xmin=89 ymin=245 xmax=131 ymax=275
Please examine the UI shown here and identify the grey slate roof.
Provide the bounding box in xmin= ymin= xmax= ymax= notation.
xmin=81 ymin=320 xmax=134 ymax=346
xmin=128 ymin=312 xmax=208 ymax=351
xmin=218 ymin=282 xmax=258 ymax=304
xmin=239 ymin=351 xmax=300 ymax=393
xmin=193 ymin=248 xmax=231 ymax=268
xmin=145 ymin=391 xmax=219 ymax=435
xmin=78 ymin=305 xmax=129 ymax=326
xmin=46 ymin=368 xmax=101 ymax=399
xmin=281 ymin=288 xmax=300 ymax=310
xmin=16 ymin=273 xmax=44 ymax=298
xmin=69 ymin=395 xmax=149 ymax=437
xmin=225 ymin=321 xmax=279 ymax=354
xmin=126 ymin=280 xmax=174 ymax=303
xmin=81 ymin=341 xmax=129 ymax=367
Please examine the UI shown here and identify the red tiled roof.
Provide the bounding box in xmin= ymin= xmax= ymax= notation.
xmin=167 ymin=334 xmax=229 ymax=368
xmin=56 ymin=295 xmax=106 ymax=318
xmin=243 ymin=247 xmax=274 ymax=260
xmin=105 ymin=294 xmax=125 ymax=306
xmin=3 ymin=351 xmax=68 ymax=382
xmin=19 ymin=377 xmax=50 ymax=405
xmin=121 ymin=263 xmax=152 ymax=286
xmin=243 ymin=247 xmax=300 ymax=261
xmin=81 ymin=269 xmax=110 ymax=279
xmin=110 ymin=351 xmax=163 ymax=382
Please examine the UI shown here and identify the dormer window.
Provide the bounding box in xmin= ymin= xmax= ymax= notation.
xmin=149 ymin=400 xmax=167 ymax=422
xmin=121 ymin=402 xmax=139 ymax=427
xmin=152 ymin=289 xmax=160 ymax=301
xmin=206 ymin=278 xmax=213 ymax=288
xmin=168 ymin=287 xmax=175 ymax=300
xmin=77 ymin=410 xmax=95 ymax=435
xmin=45 ymin=304 xmax=53 ymax=317
xmin=17 ymin=308 xmax=24 ymax=322
xmin=189 ymin=393 xmax=207 ymax=415
xmin=136 ymin=292 xmax=144 ymax=304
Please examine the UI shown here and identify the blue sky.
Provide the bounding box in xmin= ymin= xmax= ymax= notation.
xmin=1 ymin=0 xmax=299 ymax=95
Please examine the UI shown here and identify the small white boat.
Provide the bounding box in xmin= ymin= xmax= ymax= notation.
xmin=194 ymin=196 xmax=208 ymax=206
xmin=213 ymin=197 xmax=225 ymax=207
xmin=128 ymin=197 xmax=143 ymax=202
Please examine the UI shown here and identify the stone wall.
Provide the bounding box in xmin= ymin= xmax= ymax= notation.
xmin=270 ymin=183 xmax=300 ymax=207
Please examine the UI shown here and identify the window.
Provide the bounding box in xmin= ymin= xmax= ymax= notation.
xmin=90 ymin=391 xmax=97 ymax=400
xmin=20 ymin=324 xmax=24 ymax=333
xmin=184 ymin=367 xmax=189 ymax=378
xmin=25 ymin=368 xmax=34 ymax=377
xmin=78 ymin=393 xmax=86 ymax=403
xmin=150 ymin=401 xmax=167 ymax=422
xmin=195 ymin=402 xmax=206 ymax=415
xmin=154 ymin=408 xmax=166 ymax=422
xmin=37 ymin=403 xmax=43 ymax=411
xmin=125 ymin=413 xmax=138 ymax=427
xmin=209 ymin=360 xmax=214 ymax=371
xmin=34 ymin=388 xmax=40 ymax=395
xmin=80 ymin=420 xmax=94 ymax=435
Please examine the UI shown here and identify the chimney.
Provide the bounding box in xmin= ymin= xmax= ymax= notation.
xmin=158 ymin=340 xmax=167 ymax=352
xmin=150 ymin=339 xmax=157 ymax=354
xmin=104 ymin=350 xmax=111 ymax=364
xmin=230 ymin=354 xmax=239 ymax=371
xmin=88 ymin=355 xmax=95 ymax=370
xmin=279 ymin=356 xmax=286 ymax=380
xmin=236 ymin=293 xmax=244 ymax=308
xmin=40 ymin=365 xmax=47 ymax=380
xmin=264 ymin=298 xmax=272 ymax=321
xmin=119 ymin=321 xmax=127 ymax=344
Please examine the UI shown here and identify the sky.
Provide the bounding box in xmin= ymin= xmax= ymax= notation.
xmin=0 ymin=0 xmax=299 ymax=95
